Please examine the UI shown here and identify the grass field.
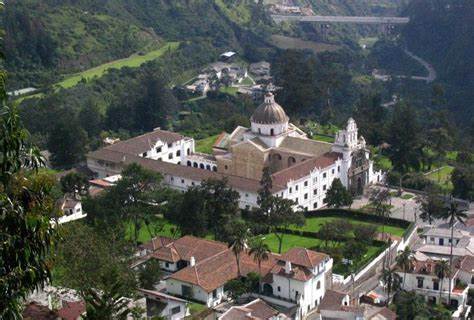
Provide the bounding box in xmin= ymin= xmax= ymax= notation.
xmin=195 ymin=135 xmax=219 ymax=154
xmin=425 ymin=165 xmax=454 ymax=191
xmin=257 ymin=233 xmax=323 ymax=253
xmin=289 ymin=216 xmax=406 ymax=237
xmin=312 ymin=134 xmax=334 ymax=143
xmin=56 ymin=42 xmax=180 ymax=89
xmin=125 ymin=217 xmax=179 ymax=243
xmin=270 ymin=35 xmax=341 ymax=54
xmin=219 ymin=86 xmax=239 ymax=96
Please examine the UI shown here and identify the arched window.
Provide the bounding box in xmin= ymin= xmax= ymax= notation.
xmin=288 ymin=157 xmax=296 ymax=167
xmin=213 ymin=166 xmax=217 ymax=172
xmin=176 ymin=150 xmax=181 ymax=157
xmin=187 ymin=148 xmax=191 ymax=155
xmin=199 ymin=163 xmax=205 ymax=169
xmin=187 ymin=161 xmax=192 ymax=167
xmin=206 ymin=165 xmax=211 ymax=171
xmin=273 ymin=153 xmax=282 ymax=161
xmin=316 ymin=281 xmax=321 ymax=289
xmin=270 ymin=128 xmax=275 ymax=136
xmin=193 ymin=162 xmax=198 ymax=168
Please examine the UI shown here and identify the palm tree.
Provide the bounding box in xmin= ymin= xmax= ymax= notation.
xmin=228 ymin=221 xmax=250 ymax=277
xmin=396 ymin=247 xmax=412 ymax=289
xmin=435 ymin=260 xmax=450 ymax=304
xmin=249 ymin=239 xmax=270 ymax=275
xmin=382 ymin=268 xmax=401 ymax=305
xmin=438 ymin=198 xmax=467 ymax=304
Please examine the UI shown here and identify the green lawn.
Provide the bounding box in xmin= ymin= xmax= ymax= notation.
xmin=240 ymin=77 xmax=254 ymax=86
xmin=219 ymin=86 xmax=239 ymax=96
xmin=290 ymin=216 xmax=406 ymax=237
xmin=312 ymin=134 xmax=334 ymax=143
xmin=125 ymin=217 xmax=179 ymax=243
xmin=195 ymin=135 xmax=219 ymax=154
xmin=425 ymin=166 xmax=454 ymax=191
xmin=257 ymin=233 xmax=322 ymax=253
xmin=188 ymin=302 xmax=208 ymax=316
xmin=57 ymin=42 xmax=180 ymax=89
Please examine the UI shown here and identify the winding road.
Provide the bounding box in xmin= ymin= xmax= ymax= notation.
xmin=272 ymin=15 xmax=410 ymax=24
xmin=403 ymin=49 xmax=437 ymax=83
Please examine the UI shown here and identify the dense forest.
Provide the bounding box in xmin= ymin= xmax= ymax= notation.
xmin=402 ymin=0 xmax=474 ymax=126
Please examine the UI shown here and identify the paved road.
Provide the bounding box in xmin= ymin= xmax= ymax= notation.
xmin=272 ymin=15 xmax=410 ymax=24
xmin=403 ymin=49 xmax=437 ymax=83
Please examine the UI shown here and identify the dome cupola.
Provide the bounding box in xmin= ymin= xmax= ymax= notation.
xmin=251 ymin=93 xmax=289 ymax=125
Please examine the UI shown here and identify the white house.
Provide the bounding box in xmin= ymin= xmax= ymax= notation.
xmin=139 ymin=289 xmax=189 ymax=320
xmin=219 ymin=298 xmax=290 ymax=320
xmin=395 ymin=254 xmax=470 ymax=314
xmin=57 ymin=197 xmax=86 ymax=224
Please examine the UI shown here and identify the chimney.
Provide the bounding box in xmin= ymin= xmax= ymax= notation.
xmin=285 ymin=260 xmax=292 ymax=274
xmin=190 ymin=256 xmax=196 ymax=267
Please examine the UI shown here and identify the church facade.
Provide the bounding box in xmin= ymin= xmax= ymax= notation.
xmin=87 ymin=93 xmax=381 ymax=209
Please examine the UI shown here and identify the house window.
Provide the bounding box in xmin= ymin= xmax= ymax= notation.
xmin=439 ymin=239 xmax=444 ymax=245
xmin=417 ymin=278 xmax=424 ymax=289
xmin=331 ymin=169 xmax=335 ymax=174
xmin=168 ymin=143 xmax=172 ymax=148
xmin=182 ymin=285 xmax=192 ymax=298
xmin=313 ymin=189 xmax=317 ymax=195
xmin=295 ymin=185 xmax=299 ymax=191
xmin=225 ymin=165 xmax=228 ymax=170
xmin=323 ymin=172 xmax=327 ymax=178
xmin=165 ymin=262 xmax=169 ymax=268
xmin=313 ymin=202 xmax=318 ymax=209
xmin=171 ymin=177 xmax=174 ymax=182
xmin=433 ymin=280 xmax=439 ymax=291
xmin=295 ymin=198 xmax=298 ymax=204
xmin=338 ymin=166 xmax=340 ymax=172
xmin=313 ymin=177 xmax=317 ymax=184
xmin=156 ymin=146 xmax=162 ymax=153
xmin=187 ymin=148 xmax=191 ymax=155
xmin=200 ymin=164 xmax=205 ymax=169
xmin=176 ymin=150 xmax=181 ymax=157
xmin=323 ymin=185 xmax=327 ymax=191
xmin=142 ymin=152 xmax=148 ymax=157
xmin=277 ymin=286 xmax=281 ymax=292
xmin=181 ymin=179 xmax=185 ymax=184
xmin=212 ymin=289 xmax=217 ymax=299
xmin=258 ymin=128 xmax=261 ymax=134
xmin=171 ymin=306 xmax=181 ymax=315
xmin=317 ymin=281 xmax=321 ymax=289
xmin=168 ymin=153 xmax=173 ymax=159
xmin=271 ymin=128 xmax=275 ymax=136
xmin=430 ymin=237 xmax=435 ymax=242
xmin=304 ymin=181 xmax=308 ymax=187
xmin=471 ymin=276 xmax=474 ymax=285
xmin=304 ymin=193 xmax=308 ymax=200
xmin=289 ymin=187 xmax=292 ymax=194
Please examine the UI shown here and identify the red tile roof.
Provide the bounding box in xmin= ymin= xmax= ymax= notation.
xmin=318 ymin=290 xmax=347 ymax=311
xmin=105 ymin=129 xmax=184 ymax=155
xmin=139 ymin=236 xmax=175 ymax=253
xmin=57 ymin=301 xmax=85 ymax=320
xmin=170 ymin=249 xmax=279 ymax=292
xmin=280 ymin=247 xmax=329 ymax=269
xmin=457 ymin=255 xmax=474 ymax=273
xmin=151 ymin=236 xmax=228 ymax=263
xmin=220 ymin=299 xmax=284 ymax=320
xmin=270 ymin=261 xmax=315 ymax=281
xmin=271 ymin=152 xmax=341 ymax=187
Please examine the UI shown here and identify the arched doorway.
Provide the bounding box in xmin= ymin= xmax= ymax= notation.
xmin=263 ymin=284 xmax=273 ymax=296
xmin=357 ymin=177 xmax=363 ymax=195
xmin=288 ymin=157 xmax=296 ymax=167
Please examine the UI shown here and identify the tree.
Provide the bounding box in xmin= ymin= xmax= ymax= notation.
xmin=369 ymin=188 xmax=392 ymax=250
xmin=47 ymin=119 xmax=88 ymax=168
xmin=0 ymin=75 xmax=57 ymax=319
xmin=249 ymin=238 xmax=270 ymax=292
xmin=227 ymin=220 xmax=250 ymax=277
xmin=353 ymin=224 xmax=377 ymax=245
xmin=386 ymin=103 xmax=422 ymax=172
xmin=352 ymin=93 xmax=386 ymax=146
xmin=437 ymin=199 xmax=467 ymax=304
xmin=324 ymin=178 xmax=353 ymax=208
xmin=396 ymin=247 xmax=412 ymax=289
xmin=82 ymin=277 xmax=132 ymax=320
xmin=60 ymin=172 xmax=90 ymax=198
xmin=418 ymin=187 xmax=445 ymax=224
xmin=382 ymin=268 xmax=401 ymax=304
xmin=138 ymin=259 xmax=162 ymax=290
xmin=78 ymin=101 xmax=104 ymax=138
xmin=435 ymin=260 xmax=450 ymax=303
xmin=253 ymin=167 xmax=305 ymax=254
xmin=200 ymin=178 xmax=240 ymax=241
xmin=342 ymin=241 xmax=366 ymax=263
xmin=451 ymin=164 xmax=474 ymax=201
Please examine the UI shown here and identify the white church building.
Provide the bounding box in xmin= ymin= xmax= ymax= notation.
xmin=87 ymin=92 xmax=381 ymax=209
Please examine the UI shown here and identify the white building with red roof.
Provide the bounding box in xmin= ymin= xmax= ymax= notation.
xmin=87 ymin=92 xmax=380 ymax=209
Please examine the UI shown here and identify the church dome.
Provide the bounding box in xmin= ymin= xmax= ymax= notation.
xmin=251 ymin=93 xmax=289 ymax=124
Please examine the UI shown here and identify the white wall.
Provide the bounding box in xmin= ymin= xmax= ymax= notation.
xmin=165 ymin=278 xmax=224 ymax=307
xmin=145 ymin=297 xmax=188 ymax=320
xmin=58 ymin=202 xmax=87 ymax=224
